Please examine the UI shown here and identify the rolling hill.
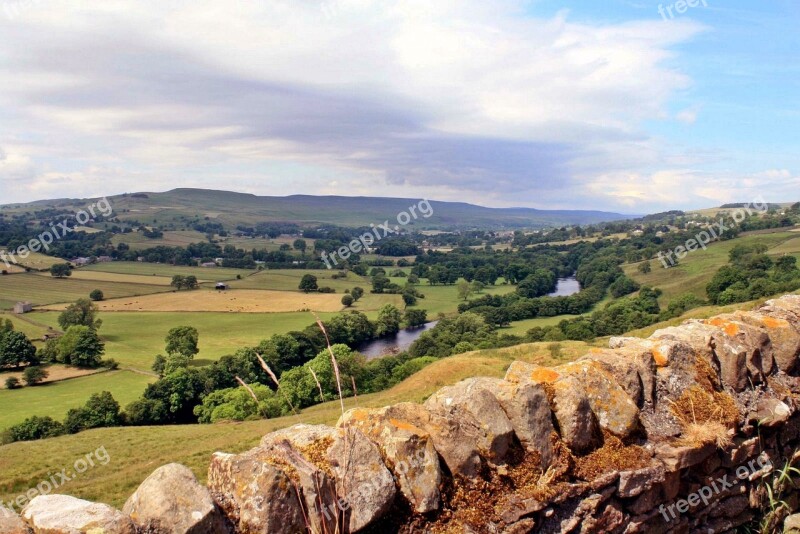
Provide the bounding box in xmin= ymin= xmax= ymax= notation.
xmin=2 ymin=188 xmax=636 ymax=229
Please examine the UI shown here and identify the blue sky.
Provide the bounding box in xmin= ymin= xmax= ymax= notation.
xmin=0 ymin=0 xmax=796 ymax=213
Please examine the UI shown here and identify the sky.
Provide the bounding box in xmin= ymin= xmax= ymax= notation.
xmin=0 ymin=0 xmax=797 ymax=213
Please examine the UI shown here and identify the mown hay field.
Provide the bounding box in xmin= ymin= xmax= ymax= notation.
xmin=81 ymin=261 xmax=253 ymax=282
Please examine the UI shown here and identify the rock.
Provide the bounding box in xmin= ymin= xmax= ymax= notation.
xmin=489 ymin=379 xmax=555 ymax=467
xmin=0 ymin=508 xmax=28 ymax=534
xmin=326 ymin=427 xmax=396 ymax=532
xmin=736 ymin=310 xmax=800 ymax=374
xmin=207 ymin=450 xmax=306 ymax=533
xmin=705 ymin=315 xmax=775 ymax=384
xmin=262 ymin=423 xmax=396 ymax=532
xmin=750 ymin=398 xmax=792 ymax=428
xmin=654 ymin=442 xmax=715 ymax=471
xmin=582 ymin=348 xmax=646 ymax=406
xmin=784 ymin=513 xmax=800 ymax=533
xmin=258 ymin=426 xmax=340 ymax=533
xmin=618 ymin=463 xmax=665 ymax=498
xmin=338 ymin=406 xmax=441 ymax=513
xmin=22 ymin=495 xmax=135 ymax=534
xmin=123 ymin=463 xmax=226 ymax=534
xmin=424 ymin=377 xmax=515 ymax=463
xmin=382 ymin=401 xmax=485 ymax=478
xmin=651 ymin=322 xmax=729 ymax=389
xmin=555 ymin=360 xmax=641 ymax=439
xmin=506 ymin=361 xmax=601 ymax=453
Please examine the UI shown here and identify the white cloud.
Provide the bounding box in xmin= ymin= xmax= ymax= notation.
xmin=0 ymin=0 xmax=713 ymax=209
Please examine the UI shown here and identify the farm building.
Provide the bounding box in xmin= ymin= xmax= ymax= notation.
xmin=201 ymin=262 xmax=218 ymax=268
xmin=215 ymin=283 xmax=229 ymax=291
xmin=13 ymin=301 xmax=32 ymax=314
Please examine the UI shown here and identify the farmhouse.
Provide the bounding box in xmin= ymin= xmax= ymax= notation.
xmin=201 ymin=262 xmax=217 ymax=268
xmin=13 ymin=301 xmax=32 ymax=314
xmin=71 ymin=257 xmax=91 ymax=266
xmin=215 ymin=283 xmax=229 ymax=291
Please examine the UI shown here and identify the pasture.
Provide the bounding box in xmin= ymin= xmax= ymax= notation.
xmin=111 ymin=230 xmax=209 ymax=250
xmin=81 ymin=261 xmax=253 ymax=282
xmin=38 ymin=289 xmax=352 ymax=314
xmin=0 ymin=370 xmax=154 ymax=430
xmin=1 ymin=251 xmax=65 ymax=271
xmin=0 ymin=273 xmax=169 ymax=310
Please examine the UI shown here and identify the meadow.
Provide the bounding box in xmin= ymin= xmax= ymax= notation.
xmin=626 ymin=230 xmax=800 ymax=304
xmin=81 ymin=261 xmax=253 ymax=282
xmin=0 ymin=370 xmax=154 ymax=430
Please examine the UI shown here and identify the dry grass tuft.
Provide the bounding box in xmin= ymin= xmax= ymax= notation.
xmin=572 ymin=432 xmax=651 ymax=481
xmin=669 ymin=386 xmax=739 ymax=448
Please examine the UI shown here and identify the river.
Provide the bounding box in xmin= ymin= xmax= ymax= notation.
xmin=356 ymin=276 xmax=580 ymax=359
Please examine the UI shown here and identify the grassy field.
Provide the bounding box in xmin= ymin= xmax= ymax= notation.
xmin=111 ymin=230 xmax=209 ymax=250
xmin=81 ymin=261 xmax=253 ymax=282
xmin=0 ymin=313 xmax=50 ymax=342
xmin=0 ymin=364 xmax=104 ymax=390
xmin=49 ymin=270 xmax=175 ymax=286
xmin=626 ymin=230 xmax=800 ymax=304
xmin=0 ymin=370 xmax=154 ymax=430
xmin=0 ymin=273 xmax=170 ymax=310
xmin=30 ymin=310 xmax=342 ymax=370
xmin=229 ymin=268 xmax=371 ymax=292
xmin=2 ymin=251 xmax=66 ymax=271
xmin=0 ymin=339 xmax=594 ymax=508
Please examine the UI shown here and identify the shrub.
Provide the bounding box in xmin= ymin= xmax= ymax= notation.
xmin=89 ymin=289 xmax=104 ymax=301
xmin=5 ymin=376 xmax=20 ymax=389
xmin=317 ymin=286 xmax=335 ymax=293
xmin=341 ymin=294 xmax=354 ymax=307
xmin=7 ymin=416 xmax=65 ymax=442
xmin=22 ymin=366 xmax=48 ymax=386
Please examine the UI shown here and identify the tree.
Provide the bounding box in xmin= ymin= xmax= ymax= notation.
xmin=351 ymin=287 xmax=364 ymax=301
xmin=7 ymin=416 xmax=64 ymax=442
xmin=404 ymin=308 xmax=427 ymax=328
xmin=609 ymin=275 xmax=640 ymax=298
xmin=22 ymin=366 xmax=48 ymax=386
xmin=375 ymin=304 xmax=402 ymax=337
xmin=293 ymin=239 xmax=307 ymax=253
xmin=63 ymin=391 xmax=122 ymax=434
xmin=165 ymin=326 xmax=200 ymax=358
xmin=89 ymin=289 xmax=104 ymax=301
xmin=184 ymin=275 xmax=199 ymax=290
xmin=58 ymin=298 xmax=102 ymax=331
xmin=456 ymin=279 xmax=472 ymax=301
xmin=407 ymin=274 xmax=419 ymax=284
xmin=402 ymin=291 xmax=417 ymax=308
xmin=776 ymin=255 xmax=798 ymax=274
xmin=470 ymin=280 xmax=485 ymax=294
xmin=171 ymin=275 xmax=185 ymax=290
xmin=299 ymin=274 xmax=318 ymax=293
xmin=341 ymin=294 xmax=354 ymax=307
xmin=371 ymin=275 xmax=390 ymax=293
xmin=0 ymin=330 xmax=38 ymax=368
xmin=57 ymin=326 xmax=105 ymax=367
xmin=637 ymin=261 xmax=652 ymax=274
xmin=50 ymin=263 xmax=72 ymax=278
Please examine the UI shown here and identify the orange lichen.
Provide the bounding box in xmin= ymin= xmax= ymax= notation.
xmin=530 ymin=368 xmax=560 ymax=383
xmin=762 ymin=316 xmax=787 ymax=329
xmin=651 ymin=346 xmax=669 ymax=367
xmin=388 ymin=418 xmax=425 ymax=434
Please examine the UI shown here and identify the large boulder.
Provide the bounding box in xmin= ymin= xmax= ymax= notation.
xmin=207 ymin=450 xmax=306 ymax=533
xmin=0 ymin=508 xmax=28 ymax=534
xmin=704 ymin=314 xmax=775 ymax=383
xmin=22 ymin=495 xmax=135 ymax=534
xmin=651 ymin=322 xmax=725 ymax=389
xmin=424 ymin=378 xmax=516 ymax=463
xmin=262 ymin=424 xmax=396 ymax=532
xmin=123 ymin=463 xmax=226 ymax=534
xmin=581 ymin=348 xmax=651 ymax=406
xmin=338 ymin=406 xmax=442 ymax=513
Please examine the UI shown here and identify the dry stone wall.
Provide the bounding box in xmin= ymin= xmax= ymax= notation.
xmin=5 ymin=294 xmax=800 ymax=533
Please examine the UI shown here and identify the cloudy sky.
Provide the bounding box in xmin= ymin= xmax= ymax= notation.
xmin=0 ymin=0 xmax=797 ymax=212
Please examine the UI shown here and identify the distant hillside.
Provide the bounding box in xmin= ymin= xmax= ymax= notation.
xmin=2 ymin=188 xmax=635 ymax=230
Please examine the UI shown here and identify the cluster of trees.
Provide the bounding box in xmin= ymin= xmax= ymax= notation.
xmin=0 ymin=320 xmax=37 ymax=369
xmin=170 ymin=275 xmax=199 ymax=290
xmin=706 ymin=243 xmax=800 ymax=305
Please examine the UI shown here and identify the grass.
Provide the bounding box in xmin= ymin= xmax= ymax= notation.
xmin=0 ymin=364 xmax=104 ymax=390
xmin=626 ymin=230 xmax=800 ymax=304
xmin=1 ymin=251 xmax=66 ymax=271
xmin=81 ymin=261 xmax=253 ymax=282
xmin=0 ymin=370 xmax=154 ymax=430
xmin=50 ymin=270 xmax=175 ymax=286
xmin=0 ymin=340 xmax=591 ymax=509
xmin=111 ymin=230 xmax=209 ymax=250
xmin=0 ymin=273 xmax=170 ymax=310
xmin=29 ymin=310 xmax=342 ymax=371
xmin=0 ymin=313 xmax=50 ymax=342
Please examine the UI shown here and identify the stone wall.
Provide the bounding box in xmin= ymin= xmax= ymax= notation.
xmin=5 ymin=294 xmax=800 ymax=533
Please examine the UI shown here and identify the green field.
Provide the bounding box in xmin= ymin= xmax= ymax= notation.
xmin=81 ymin=261 xmax=254 ymax=282
xmin=111 ymin=230 xmax=209 ymax=249
xmin=229 ymin=268 xmax=371 ymax=292
xmin=0 ymin=370 xmax=154 ymax=430
xmin=626 ymin=230 xmax=800 ymax=304
xmin=0 ymin=273 xmax=170 ymax=310
xmin=30 ymin=310 xmax=342 ymax=371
